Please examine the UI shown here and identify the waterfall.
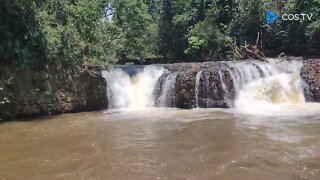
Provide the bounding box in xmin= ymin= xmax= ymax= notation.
xmin=228 ymin=59 xmax=306 ymax=112
xmin=227 ymin=59 xmax=303 ymax=90
xmin=227 ymin=61 xmax=274 ymax=90
xmin=195 ymin=70 xmax=202 ymax=107
xmin=154 ymin=72 xmax=177 ymax=107
xmin=195 ymin=69 xmax=220 ymax=108
xmin=235 ymin=73 xmax=305 ymax=109
xmin=218 ymin=69 xmax=229 ymax=106
xmin=193 ymin=58 xmax=305 ymax=109
xmin=102 ymin=66 xmax=164 ymax=110
xmin=102 ymin=58 xmax=306 ymax=111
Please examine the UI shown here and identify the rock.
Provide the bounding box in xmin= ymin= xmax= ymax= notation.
xmin=0 ymin=67 xmax=108 ymax=121
xmin=163 ymin=62 xmax=235 ymax=108
xmin=79 ymin=70 xmax=108 ymax=111
xmin=196 ymin=68 xmax=230 ymax=108
xmin=301 ymin=59 xmax=320 ymax=102
xmin=174 ymin=69 xmax=198 ymax=109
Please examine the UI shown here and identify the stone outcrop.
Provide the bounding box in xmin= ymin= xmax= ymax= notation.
xmin=195 ymin=68 xmax=235 ymax=108
xmin=162 ymin=62 xmax=236 ymax=108
xmin=301 ymin=59 xmax=320 ymax=102
xmin=0 ymin=68 xmax=107 ymax=121
xmin=174 ymin=68 xmax=198 ymax=108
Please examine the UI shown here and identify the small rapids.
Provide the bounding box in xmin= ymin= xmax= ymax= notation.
xmin=229 ymin=59 xmax=316 ymax=115
xmin=234 ymin=73 xmax=308 ymax=115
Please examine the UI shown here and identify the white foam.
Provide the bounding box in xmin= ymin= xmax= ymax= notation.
xmin=102 ymin=66 xmax=164 ymax=110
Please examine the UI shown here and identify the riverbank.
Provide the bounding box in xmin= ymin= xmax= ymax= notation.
xmin=1 ymin=58 xmax=320 ymax=121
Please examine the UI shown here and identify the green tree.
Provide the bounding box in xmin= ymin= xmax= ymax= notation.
xmin=230 ymin=0 xmax=265 ymax=45
xmin=158 ymin=0 xmax=199 ymax=61
xmin=113 ymin=0 xmax=151 ymax=60
xmin=36 ymin=0 xmax=118 ymax=68
xmin=0 ymin=0 xmax=45 ymax=68
xmin=264 ymin=0 xmax=320 ymax=56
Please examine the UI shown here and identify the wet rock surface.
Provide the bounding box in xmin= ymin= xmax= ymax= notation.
xmin=174 ymin=69 xmax=198 ymax=109
xmin=301 ymin=59 xmax=320 ymax=102
xmin=162 ymin=62 xmax=236 ymax=108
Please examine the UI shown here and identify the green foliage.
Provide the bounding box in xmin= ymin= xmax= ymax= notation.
xmin=265 ymin=0 xmax=320 ymax=55
xmin=113 ymin=0 xmax=151 ymax=59
xmin=230 ymin=0 xmax=265 ymax=44
xmin=158 ymin=0 xmax=199 ymax=60
xmin=1 ymin=0 xmax=319 ymax=67
xmin=0 ymin=0 xmax=45 ymax=67
xmin=185 ymin=36 xmax=205 ymax=56
xmin=36 ymin=0 xmax=118 ymax=68
xmin=1 ymin=0 xmax=119 ymax=69
xmin=180 ymin=0 xmax=236 ymax=60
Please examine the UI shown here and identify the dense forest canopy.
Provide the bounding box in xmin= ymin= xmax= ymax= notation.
xmin=0 ymin=0 xmax=319 ymax=69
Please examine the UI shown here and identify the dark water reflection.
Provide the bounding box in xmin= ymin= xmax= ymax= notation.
xmin=0 ymin=109 xmax=320 ymax=180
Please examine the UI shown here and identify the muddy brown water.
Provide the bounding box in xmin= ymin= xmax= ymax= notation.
xmin=1 ymin=108 xmax=320 ymax=180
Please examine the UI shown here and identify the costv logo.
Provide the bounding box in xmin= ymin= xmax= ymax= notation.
xmin=265 ymin=9 xmax=314 ymax=25
xmin=266 ymin=10 xmax=279 ymax=25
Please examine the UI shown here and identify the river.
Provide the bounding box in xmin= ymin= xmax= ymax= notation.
xmin=1 ymin=108 xmax=320 ymax=179
xmin=1 ymin=59 xmax=320 ymax=179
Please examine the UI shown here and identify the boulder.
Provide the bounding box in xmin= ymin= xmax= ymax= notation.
xmin=174 ymin=69 xmax=198 ymax=109
xmin=163 ymin=62 xmax=235 ymax=108
xmin=301 ymin=59 xmax=320 ymax=102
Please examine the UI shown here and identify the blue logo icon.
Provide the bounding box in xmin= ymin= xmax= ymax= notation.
xmin=266 ymin=10 xmax=279 ymax=25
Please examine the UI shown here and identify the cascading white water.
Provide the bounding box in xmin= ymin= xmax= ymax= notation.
xmin=218 ymin=69 xmax=229 ymax=105
xmin=235 ymin=73 xmax=305 ymax=112
xmin=102 ymin=66 xmax=164 ymax=110
xmin=156 ymin=73 xmax=177 ymax=107
xmin=231 ymin=58 xmax=307 ymax=114
xmin=195 ymin=70 xmax=203 ymax=107
xmin=195 ymin=70 xmax=214 ymax=107
xmin=227 ymin=58 xmax=303 ymax=89
xmin=102 ymin=58 xmax=309 ymax=112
